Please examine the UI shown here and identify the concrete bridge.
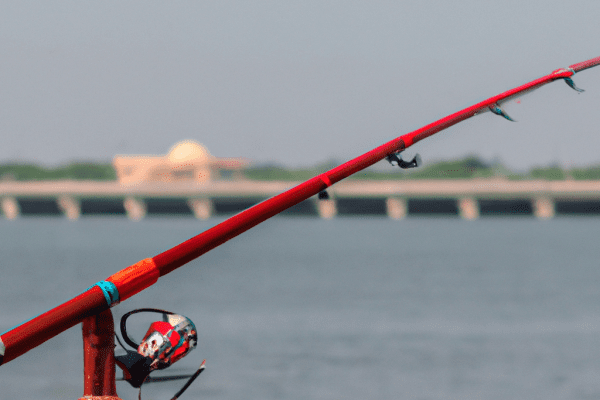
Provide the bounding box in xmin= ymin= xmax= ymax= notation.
xmin=2 ymin=178 xmax=600 ymax=220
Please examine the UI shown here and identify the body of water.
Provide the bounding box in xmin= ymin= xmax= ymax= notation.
xmin=2 ymin=216 xmax=600 ymax=399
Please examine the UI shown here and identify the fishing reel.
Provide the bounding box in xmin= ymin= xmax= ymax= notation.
xmin=115 ymin=308 xmax=205 ymax=398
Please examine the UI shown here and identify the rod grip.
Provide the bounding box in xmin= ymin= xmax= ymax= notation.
xmin=0 ymin=286 xmax=108 ymax=365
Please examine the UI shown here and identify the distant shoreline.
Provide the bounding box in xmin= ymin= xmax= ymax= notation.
xmin=2 ymin=156 xmax=600 ymax=181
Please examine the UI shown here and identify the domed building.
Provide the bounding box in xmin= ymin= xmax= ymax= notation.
xmin=113 ymin=140 xmax=248 ymax=184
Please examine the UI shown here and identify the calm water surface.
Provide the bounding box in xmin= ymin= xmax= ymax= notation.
xmin=2 ymin=216 xmax=600 ymax=400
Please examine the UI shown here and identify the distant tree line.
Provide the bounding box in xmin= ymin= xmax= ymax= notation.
xmin=3 ymin=157 xmax=600 ymax=181
xmin=245 ymin=156 xmax=600 ymax=181
xmin=0 ymin=163 xmax=116 ymax=181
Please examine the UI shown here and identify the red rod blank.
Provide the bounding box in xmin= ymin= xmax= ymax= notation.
xmin=1 ymin=55 xmax=598 ymax=366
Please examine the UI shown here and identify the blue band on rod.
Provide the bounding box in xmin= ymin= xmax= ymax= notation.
xmin=94 ymin=280 xmax=120 ymax=307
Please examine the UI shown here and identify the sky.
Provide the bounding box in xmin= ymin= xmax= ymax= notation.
xmin=1 ymin=1 xmax=599 ymax=171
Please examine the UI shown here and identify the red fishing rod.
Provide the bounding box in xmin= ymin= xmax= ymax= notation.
xmin=1 ymin=55 xmax=599 ymax=395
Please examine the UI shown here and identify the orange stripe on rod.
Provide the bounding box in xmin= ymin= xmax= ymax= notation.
xmin=106 ymin=258 xmax=160 ymax=302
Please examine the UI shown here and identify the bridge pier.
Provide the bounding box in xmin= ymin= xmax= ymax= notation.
xmin=188 ymin=198 xmax=213 ymax=220
xmin=458 ymin=197 xmax=479 ymax=220
xmin=123 ymin=197 xmax=146 ymax=220
xmin=317 ymin=199 xmax=337 ymax=219
xmin=533 ymin=197 xmax=555 ymax=219
xmin=1 ymin=197 xmax=19 ymax=220
xmin=386 ymin=197 xmax=407 ymax=220
xmin=58 ymin=196 xmax=80 ymax=220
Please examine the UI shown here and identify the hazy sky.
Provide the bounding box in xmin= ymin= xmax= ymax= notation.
xmin=1 ymin=1 xmax=599 ymax=170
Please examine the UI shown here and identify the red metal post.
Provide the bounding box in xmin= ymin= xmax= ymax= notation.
xmin=78 ymin=309 xmax=122 ymax=400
